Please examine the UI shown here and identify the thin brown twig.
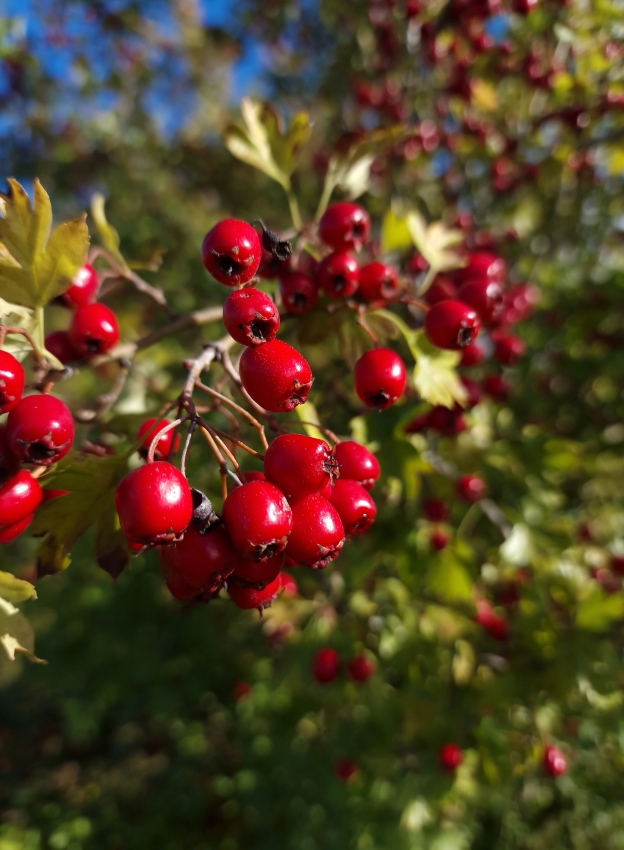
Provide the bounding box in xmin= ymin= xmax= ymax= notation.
xmin=195 ymin=380 xmax=269 ymax=451
xmin=198 ymin=423 xmax=229 ymax=501
xmin=89 ymin=246 xmax=177 ymax=320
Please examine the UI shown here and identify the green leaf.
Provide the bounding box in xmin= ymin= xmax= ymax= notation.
xmin=0 ymin=179 xmax=89 ymax=308
xmin=380 ymin=207 xmax=413 ymax=254
xmin=406 ymin=211 xmax=464 ymax=273
xmin=0 ymin=571 xmax=37 ymax=603
xmin=576 ymin=590 xmax=624 ymax=631
xmin=91 ymin=193 xmax=128 ymax=272
xmin=426 ymin=552 xmax=473 ymax=603
xmin=0 ymin=597 xmax=45 ymax=665
xmin=294 ymin=400 xmax=326 ymax=443
xmin=95 ymin=493 xmax=129 ymax=581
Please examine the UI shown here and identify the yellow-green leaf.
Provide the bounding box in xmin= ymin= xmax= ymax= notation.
xmin=576 ymin=590 xmax=624 ymax=631
xmin=380 ymin=207 xmax=413 ymax=254
xmin=426 ymin=552 xmax=473 ymax=603
xmin=0 ymin=571 xmax=36 ymax=604
xmin=412 ymin=333 xmax=467 ymax=408
xmin=91 ymin=193 xmax=128 ymax=271
xmin=294 ymin=400 xmax=325 ymax=442
xmin=0 ymin=597 xmax=45 ymax=665
xmin=406 ymin=212 xmax=464 ymax=273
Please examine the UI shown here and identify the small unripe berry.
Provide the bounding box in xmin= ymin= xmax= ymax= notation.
xmin=62 ymin=263 xmax=99 ymax=308
xmin=264 ymin=433 xmax=337 ymax=500
xmin=222 ymin=481 xmax=293 ymax=561
xmin=69 ymin=303 xmax=120 ymax=357
xmin=333 ymin=441 xmax=380 ymax=490
xmin=240 ymin=340 xmax=313 ymax=413
xmin=7 ymin=394 xmax=75 ymax=466
xmin=222 ymin=287 xmax=280 ymax=346
xmin=115 ymin=462 xmax=193 ymax=546
xmin=0 ymin=350 xmax=25 ymax=414
xmin=354 ymin=348 xmax=407 ymax=409
xmin=312 ymin=647 xmax=340 ymax=683
xmin=318 ymin=202 xmax=370 ymax=250
xmin=201 ymin=219 xmax=262 ymax=286
xmin=317 ymin=250 xmax=360 ymax=299
xmin=137 ymin=418 xmax=180 ymax=461
xmin=424 ymin=300 xmax=481 ymax=350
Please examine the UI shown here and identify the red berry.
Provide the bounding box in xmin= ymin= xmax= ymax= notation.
xmin=7 ymin=394 xmax=75 ymax=466
xmin=335 ymin=759 xmax=358 ymax=782
xmin=45 ymin=331 xmax=78 ymax=365
xmin=454 ymin=252 xmax=506 ymax=286
xmin=354 ymin=348 xmax=406 ymax=409
xmin=329 ymin=479 xmax=376 ymax=535
xmin=137 ymin=418 xmax=180 ymax=462
xmin=424 ymin=275 xmax=459 ymax=306
xmin=358 ymin=262 xmax=400 ymax=302
xmin=430 ymin=528 xmax=450 ymax=551
xmin=424 ymin=499 xmax=449 ymax=522
xmin=482 ymin=375 xmax=510 ymax=402
xmin=279 ymin=272 xmax=319 ymax=315
xmin=279 ymin=571 xmax=299 ymax=596
xmin=222 ymin=480 xmax=293 ymax=561
xmin=68 ymin=303 xmax=120 ymax=357
xmin=222 ymin=287 xmax=280 ymax=347
xmin=286 ymin=493 xmax=345 ymax=569
xmin=543 ymin=745 xmax=567 ymax=777
xmin=0 ymin=350 xmax=25 ymax=414
xmin=0 ymin=426 xmax=17 ymax=472
xmin=427 ymin=406 xmax=467 ymax=437
xmin=160 ymin=523 xmax=239 ymax=591
xmin=475 ymin=600 xmax=508 ymax=640
xmin=439 ymin=744 xmax=463 ymax=773
xmin=312 ymin=647 xmax=340 ymax=682
xmin=456 ymin=474 xmax=487 ymax=502
xmin=239 ymin=340 xmax=313 ymax=413
xmin=611 ymin=555 xmax=624 ymax=576
xmin=494 ymin=334 xmax=526 ymax=365
xmin=236 ymin=471 xmax=266 ymax=486
xmin=424 ymin=301 xmax=481 ymax=350
xmin=458 ymin=277 xmax=505 ymax=324
xmin=317 ymin=250 xmax=360 ymax=299
xmin=459 ymin=343 xmax=485 ymax=367
xmin=346 ymin=654 xmax=375 ymax=681
xmin=228 ymin=574 xmax=281 ymax=610
xmin=318 ymin=202 xmax=370 ymax=250
xmin=0 ymin=512 xmax=34 ymax=544
xmin=333 ymin=441 xmax=380 ymax=490
xmin=459 ymin=376 xmax=481 ymax=409
xmin=161 ymin=561 xmax=201 ymax=601
xmin=264 ymin=433 xmax=337 ymax=499
xmin=115 ymin=461 xmax=193 ymax=545
xmin=230 ymin=551 xmax=285 ymax=587
xmin=62 ymin=263 xmax=99 ymax=308
xmin=201 ymin=219 xmax=262 ymax=286
xmin=0 ymin=470 xmax=42 ymax=528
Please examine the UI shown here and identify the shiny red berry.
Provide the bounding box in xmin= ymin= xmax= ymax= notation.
xmin=424 ymin=301 xmax=481 ymax=350
xmin=424 ymin=499 xmax=449 ymax=522
xmin=494 ymin=334 xmax=526 ymax=365
xmin=222 ymin=480 xmax=293 ymax=561
xmin=279 ymin=570 xmax=299 ymax=596
xmin=354 ymin=348 xmax=406 ymax=409
xmin=160 ymin=524 xmax=239 ymax=591
xmin=279 ymin=272 xmax=319 ymax=315
xmin=0 ymin=350 xmax=25 ymax=413
xmin=45 ymin=331 xmax=79 ymax=365
xmin=439 ymin=744 xmax=463 ymax=773
xmin=456 ymin=474 xmax=487 ymax=502
xmin=329 ymin=479 xmax=376 ymax=535
xmin=222 ymin=287 xmax=280 ymax=347
xmin=424 ymin=275 xmax=459 ymax=306
xmin=285 ymin=493 xmax=345 ymax=569
xmin=137 ymin=418 xmax=180 ymax=461
xmin=239 ymin=340 xmax=313 ymax=413
xmin=318 ymin=202 xmax=370 ymax=250
xmin=264 ymin=433 xmax=337 ymax=499
xmin=115 ymin=462 xmax=193 ymax=545
xmin=543 ymin=745 xmax=567 ymax=777
xmin=482 ymin=375 xmax=510 ymax=402
xmin=459 ymin=343 xmax=485 ymax=367
xmin=230 ymin=551 xmax=285 ymax=587
xmin=228 ymin=573 xmax=281 ymax=610
xmin=312 ymin=647 xmax=340 ymax=682
xmin=0 ymin=512 xmax=34 ymax=544
xmin=0 ymin=470 xmax=42 ymax=528
xmin=333 ymin=441 xmax=380 ymax=490
xmin=317 ymin=250 xmax=360 ymax=299
xmin=62 ymin=263 xmax=99 ymax=308
xmin=68 ymin=303 xmax=120 ymax=357
xmin=454 ymin=252 xmax=506 ymax=286
xmin=347 ymin=654 xmax=375 ymax=682
xmin=201 ymin=219 xmax=261 ymax=286
xmin=458 ymin=277 xmax=505 ymax=324
xmin=7 ymin=394 xmax=75 ymax=466
xmin=358 ymin=262 xmax=400 ymax=302
xmin=430 ymin=528 xmax=450 ymax=551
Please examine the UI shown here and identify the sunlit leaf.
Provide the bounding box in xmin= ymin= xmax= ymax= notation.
xmin=576 ymin=590 xmax=624 ymax=631
xmin=91 ymin=193 xmax=128 ymax=271
xmin=0 ymin=571 xmax=37 ymax=604
xmin=380 ymin=207 xmax=413 ymax=254
xmin=426 ymin=552 xmax=473 ymax=602
xmin=0 ymin=597 xmax=45 ymax=665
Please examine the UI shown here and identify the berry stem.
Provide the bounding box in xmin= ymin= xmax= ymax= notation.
xmin=75 ymin=358 xmax=131 ymax=423
xmin=180 ymin=419 xmax=196 ymax=479
xmin=89 ymin=246 xmax=177 ymax=320
xmin=195 ymin=380 xmax=269 ymax=451
xmin=198 ymin=423 xmax=230 ymax=500
xmin=146 ymin=418 xmax=187 ymax=464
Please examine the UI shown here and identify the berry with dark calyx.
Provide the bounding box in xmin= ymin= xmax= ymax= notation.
xmin=228 ymin=574 xmax=281 ymax=610
xmin=222 ymin=480 xmax=293 ymax=561
xmin=312 ymin=647 xmax=340 ymax=683
xmin=137 ymin=418 xmax=180 ymax=462
xmin=0 ymin=350 xmax=25 ymax=414
xmin=61 ymin=263 xmax=99 ymax=308
xmin=329 ymin=479 xmax=376 ymax=535
xmin=494 ymin=333 xmax=526 ymax=365
xmin=190 ymin=488 xmax=216 ymax=529
xmin=354 ymin=348 xmax=407 ymax=409
xmin=543 ymin=745 xmax=567 ymax=777
xmin=0 ymin=513 xmax=34 ymax=544
xmin=439 ymin=744 xmax=463 ymax=773
xmin=279 ymin=571 xmax=299 ymax=596
xmin=335 ymin=759 xmax=358 ymax=782
xmin=230 ymin=551 xmax=285 ymax=587
xmin=483 ymin=375 xmax=510 ymax=402
xmin=0 ymin=470 xmax=42 ymax=528
xmin=68 ymin=303 xmax=120 ymax=357
xmin=318 ymin=202 xmax=371 ymax=250
xmin=239 ymin=340 xmax=313 ymax=413
xmin=264 ymin=433 xmax=337 ymax=499
xmin=424 ymin=275 xmax=459 ymax=306
xmin=260 ymin=226 xmax=292 ymax=262
xmin=460 ymin=343 xmax=485 ymax=367
xmin=458 ymin=277 xmax=505 ymax=324
xmin=7 ymin=394 xmax=75 ymax=466
xmin=454 ymin=252 xmax=506 ymax=286
xmin=425 ymin=300 xmax=481 ymax=351
xmin=222 ymin=288 xmax=280 ymax=347
xmin=333 ymin=441 xmax=380 ymax=490
xmin=201 ymin=219 xmax=262 ymax=286
xmin=279 ymin=272 xmax=319 ymax=315
xmin=347 ymin=654 xmax=375 ymax=682
xmin=317 ymin=250 xmax=360 ymax=300
xmin=115 ymin=461 xmax=193 ymax=546
xmin=286 ymin=493 xmax=345 ymax=569
xmin=424 ymin=499 xmax=449 ymax=522
xmin=160 ymin=524 xmax=239 ymax=591
xmin=358 ymin=262 xmax=400 ymax=302
xmin=45 ymin=331 xmax=78 ymax=365
xmin=456 ymin=474 xmax=487 ymax=502
xmin=430 ymin=528 xmax=450 ymax=551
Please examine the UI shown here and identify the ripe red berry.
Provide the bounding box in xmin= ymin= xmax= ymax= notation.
xmin=318 ymin=202 xmax=370 ymax=250
xmin=115 ymin=462 xmax=193 ymax=545
xmin=424 ymin=499 xmax=449 ymax=522
xmin=239 ymin=340 xmax=313 ymax=413
xmin=45 ymin=331 xmax=78 ymax=365
xmin=0 ymin=426 xmax=17 ymax=472
xmin=61 ymin=263 xmax=99 ymax=308
xmin=333 ymin=441 xmax=380 ymax=490
xmin=439 ymin=744 xmax=463 ymax=773
xmin=358 ymin=262 xmax=400 ymax=302
xmin=494 ymin=334 xmax=526 ymax=365
xmin=482 ymin=375 xmax=510 ymax=402
xmin=279 ymin=272 xmax=319 ymax=315
xmin=354 ymin=348 xmax=407 ymax=409
xmin=279 ymin=570 xmax=299 ymax=596
xmin=222 ymin=480 xmax=293 ymax=561
xmin=459 ymin=343 xmax=485 ymax=367
xmin=137 ymin=418 xmax=180 ymax=462
xmin=7 ymin=394 xmax=75 ymax=466
xmin=0 ymin=470 xmax=42 ymax=528
xmin=459 ymin=376 xmax=481 ymax=409
xmin=424 ymin=275 xmax=459 ymax=306
xmin=230 ymin=551 xmax=285 ymax=587
xmin=335 ymin=759 xmax=358 ymax=782
xmin=454 ymin=252 xmax=506 ymax=286
xmin=543 ymin=745 xmax=567 ymax=777
xmin=475 ymin=600 xmax=508 ymax=640
xmin=68 ymin=303 xmax=120 ymax=357
xmin=201 ymin=219 xmax=262 ymax=286
xmin=317 ymin=250 xmax=360 ymax=299
xmin=160 ymin=524 xmax=240 ymax=591
xmin=329 ymin=479 xmax=376 ymax=535
xmin=426 ymin=406 xmax=467 ymax=437
xmin=424 ymin=301 xmax=481 ymax=350
xmin=430 ymin=528 xmax=450 ymax=551
xmin=0 ymin=512 xmax=34 ymax=544
xmin=222 ymin=287 xmax=280 ymax=346
xmin=611 ymin=555 xmax=624 ymax=576
xmin=458 ymin=278 xmax=505 ymax=324
xmin=346 ymin=654 xmax=375 ymax=681
xmin=0 ymin=350 xmax=25 ymax=413
xmin=228 ymin=573 xmax=281 ymax=610
xmin=312 ymin=647 xmax=340 ymax=682
xmin=286 ymin=493 xmax=345 ymax=569
xmin=264 ymin=433 xmax=337 ymax=499
xmin=161 ymin=562 xmax=201 ymax=601
xmin=456 ymin=474 xmax=487 ymax=502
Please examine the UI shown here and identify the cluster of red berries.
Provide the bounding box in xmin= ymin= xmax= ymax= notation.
xmin=45 ymin=264 xmax=120 ymax=365
xmin=312 ymin=647 xmax=376 ymax=683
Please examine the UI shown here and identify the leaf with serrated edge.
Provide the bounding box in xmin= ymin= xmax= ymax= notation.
xmin=0 ymin=571 xmax=36 ymax=604
xmin=224 ymin=99 xmax=290 ymax=189
xmin=0 ymin=597 xmax=46 ymax=664
xmin=91 ymin=193 xmax=128 ymax=271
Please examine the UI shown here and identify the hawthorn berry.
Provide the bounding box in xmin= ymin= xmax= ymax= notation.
xmin=61 ymin=263 xmax=99 ymax=308
xmin=460 ymin=343 xmax=485 ymax=367
xmin=161 ymin=560 xmax=201 ymax=601
xmin=230 ymin=551 xmax=285 ymax=587
xmin=543 ymin=745 xmax=567 ymax=777
xmin=0 ymin=426 xmax=17 ymax=472
xmin=317 ymin=250 xmax=360 ymax=300
xmin=222 ymin=480 xmax=293 ymax=561
xmin=329 ymin=479 xmax=376 ymax=535
xmin=482 ymin=375 xmax=510 ymax=402
xmin=346 ymin=654 xmax=375 ymax=682
xmin=494 ymin=334 xmax=526 ymax=365
xmin=0 ymin=350 xmax=25 ymax=414
xmin=228 ymin=573 xmax=281 ymax=610
xmin=335 ymin=759 xmax=358 ymax=782
xmin=424 ymin=300 xmax=481 ymax=351
xmin=279 ymin=272 xmax=319 ymax=315
xmin=454 ymin=251 xmax=506 ymax=286
xmin=458 ymin=277 xmax=505 ymax=324
xmin=222 ymin=287 xmax=280 ymax=346
xmin=318 ymin=202 xmax=370 ymax=250
xmin=201 ymin=219 xmax=262 ymax=285
xmin=160 ymin=524 xmax=239 ymax=591
xmin=239 ymin=340 xmax=313 ymax=413
xmin=456 ymin=474 xmax=487 ymax=502
xmin=475 ymin=600 xmax=508 ymax=640
xmin=286 ymin=493 xmax=345 ymax=569
xmin=279 ymin=571 xmax=299 ymax=597
xmin=264 ymin=433 xmax=337 ymax=499
xmin=430 ymin=528 xmax=450 ymax=551
xmin=45 ymin=331 xmax=78 ymax=365
xmin=354 ymin=348 xmax=406 ymax=409
xmin=7 ymin=394 xmax=75 ymax=466
xmin=68 ymin=303 xmax=120 ymax=357
xmin=439 ymin=744 xmax=463 ymax=773
xmin=358 ymin=261 xmax=400 ymax=302
xmin=424 ymin=499 xmax=449 ymax=522
xmin=427 ymin=406 xmax=467 ymax=437
xmin=459 ymin=376 xmax=481 ymax=409
xmin=312 ymin=647 xmax=340 ymax=683
xmin=137 ymin=418 xmax=180 ymax=462
xmin=0 ymin=470 xmax=42 ymax=528
xmin=115 ymin=461 xmax=193 ymax=545
xmin=610 ymin=555 xmax=624 ymax=576
xmin=333 ymin=441 xmax=380 ymax=490
xmin=424 ymin=275 xmax=459 ymax=306
xmin=0 ymin=513 xmax=34 ymax=544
